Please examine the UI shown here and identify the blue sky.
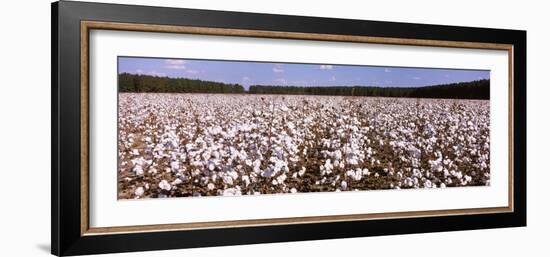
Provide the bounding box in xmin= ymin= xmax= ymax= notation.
xmin=118 ymin=57 xmax=490 ymax=90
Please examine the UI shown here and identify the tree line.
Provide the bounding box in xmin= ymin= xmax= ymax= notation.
xmin=249 ymin=79 xmax=489 ymax=99
xmin=119 ymin=73 xmax=245 ymax=94
xmin=119 ymin=73 xmax=489 ymax=99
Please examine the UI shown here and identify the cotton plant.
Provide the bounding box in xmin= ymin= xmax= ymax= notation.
xmin=117 ymin=94 xmax=490 ymax=199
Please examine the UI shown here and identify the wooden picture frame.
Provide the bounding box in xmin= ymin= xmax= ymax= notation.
xmin=52 ymin=1 xmax=526 ymax=256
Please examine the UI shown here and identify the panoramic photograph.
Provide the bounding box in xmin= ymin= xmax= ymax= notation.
xmin=117 ymin=57 xmax=491 ymax=199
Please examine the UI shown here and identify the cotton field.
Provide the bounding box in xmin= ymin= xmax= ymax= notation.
xmin=117 ymin=93 xmax=490 ymax=199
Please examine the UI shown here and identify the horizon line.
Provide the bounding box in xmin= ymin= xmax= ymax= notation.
xmin=118 ymin=72 xmax=489 ymax=90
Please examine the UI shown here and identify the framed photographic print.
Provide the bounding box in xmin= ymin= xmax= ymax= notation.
xmin=51 ymin=1 xmax=526 ymax=256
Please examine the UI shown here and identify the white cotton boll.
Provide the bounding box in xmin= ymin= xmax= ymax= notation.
xmin=191 ymin=169 xmax=201 ymax=177
xmin=464 ymin=175 xmax=472 ymax=183
xmin=134 ymin=187 xmax=144 ymax=197
xmin=443 ymin=169 xmax=449 ymax=177
xmin=132 ymin=149 xmax=139 ymax=155
xmin=253 ymin=164 xmax=262 ymax=174
xmin=455 ymin=171 xmax=463 ymax=179
xmin=480 ymin=161 xmax=488 ymax=170
xmin=334 ymin=150 xmax=342 ymax=160
xmin=170 ymin=161 xmax=179 ymax=171
xmin=223 ymin=187 xmax=242 ymax=196
xmin=352 ymin=169 xmax=362 ymax=181
xmin=158 ymin=180 xmax=171 ymax=191
xmin=148 ymin=167 xmax=157 ymax=174
xmin=222 ymin=188 xmax=235 ymax=196
xmin=341 ymin=181 xmax=348 ymax=190
xmin=211 ymin=150 xmax=220 ymax=160
xmin=172 ymin=178 xmax=183 ymax=185
xmin=440 ymin=183 xmax=446 ymax=189
xmin=133 ymin=165 xmax=144 ymax=175
xmin=276 ymin=174 xmax=287 ymax=184
xmin=298 ymin=167 xmax=306 ymax=177
xmin=242 ymin=175 xmax=251 ymax=186
xmin=424 ymin=180 xmax=433 ymax=188
xmin=408 ymin=146 xmax=422 ymax=159
xmin=223 ymin=176 xmax=234 ymax=185
xmin=324 ymin=159 xmax=333 ymax=171
xmin=228 ymin=171 xmax=239 ymax=180
xmin=207 ymin=183 xmax=216 ymax=190
xmin=290 ymin=188 xmax=297 ymax=193
xmin=348 ymin=158 xmax=359 ymax=165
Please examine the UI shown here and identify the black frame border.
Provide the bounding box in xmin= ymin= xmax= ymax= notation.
xmin=52 ymin=1 xmax=526 ymax=256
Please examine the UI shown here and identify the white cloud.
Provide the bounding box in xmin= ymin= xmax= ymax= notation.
xmin=272 ymin=64 xmax=284 ymax=73
xmin=165 ymin=59 xmax=186 ymax=69
xmin=242 ymin=76 xmax=250 ymax=81
xmin=384 ymin=68 xmax=391 ymax=73
xmin=165 ymin=59 xmax=186 ymax=65
xmin=320 ymin=65 xmax=333 ymax=70
xmin=135 ymin=69 xmax=144 ymax=74
xmin=165 ymin=65 xmax=186 ymax=70
xmin=292 ymin=80 xmax=307 ymax=85
xmin=274 ymin=78 xmax=287 ymax=85
xmin=148 ymin=71 xmax=166 ymax=77
xmin=272 ymin=67 xmax=284 ymax=73
xmin=413 ymin=76 xmax=422 ymax=80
